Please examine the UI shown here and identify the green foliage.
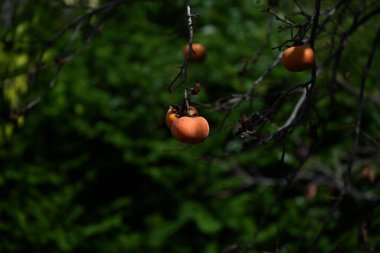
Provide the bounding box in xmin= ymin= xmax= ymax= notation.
xmin=1 ymin=0 xmax=380 ymax=252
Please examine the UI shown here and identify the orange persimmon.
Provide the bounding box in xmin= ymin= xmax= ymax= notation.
xmin=171 ymin=116 xmax=209 ymax=144
xmin=165 ymin=106 xmax=178 ymax=129
xmin=282 ymin=45 xmax=315 ymax=72
xmin=360 ymin=167 xmax=376 ymax=183
xmin=165 ymin=106 xmax=198 ymax=129
xmin=183 ymin=43 xmax=207 ymax=63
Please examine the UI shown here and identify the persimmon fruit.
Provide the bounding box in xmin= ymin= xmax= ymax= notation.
xmin=304 ymin=183 xmax=318 ymax=200
xmin=166 ymin=106 xmax=178 ymax=129
xmin=165 ymin=106 xmax=198 ymax=129
xmin=183 ymin=43 xmax=207 ymax=63
xmin=282 ymin=46 xmax=315 ymax=72
xmin=360 ymin=167 xmax=376 ymax=183
xmin=171 ymin=116 xmax=209 ymax=144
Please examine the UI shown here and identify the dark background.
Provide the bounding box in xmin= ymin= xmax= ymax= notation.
xmin=1 ymin=0 xmax=380 ymax=252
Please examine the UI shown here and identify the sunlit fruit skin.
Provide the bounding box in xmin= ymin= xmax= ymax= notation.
xmin=186 ymin=106 xmax=198 ymax=116
xmin=171 ymin=116 xmax=209 ymax=144
xmin=282 ymin=46 xmax=315 ymax=72
xmin=183 ymin=43 xmax=207 ymax=63
xmin=165 ymin=106 xmax=198 ymax=129
xmin=166 ymin=106 xmax=178 ymax=129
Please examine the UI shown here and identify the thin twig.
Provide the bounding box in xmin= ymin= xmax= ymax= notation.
xmin=168 ymin=0 xmax=195 ymax=111
xmin=212 ymin=52 xmax=283 ymax=132
xmin=216 ymin=167 xmax=380 ymax=203
xmin=317 ymin=0 xmax=349 ymax=34
xmin=330 ymin=0 xmax=368 ymax=114
xmin=183 ymin=0 xmax=194 ymax=111
xmin=262 ymin=7 xmax=297 ymax=27
xmin=49 ymin=0 xmax=132 ymax=43
xmin=346 ymin=23 xmax=380 ymax=178
xmin=305 ymin=0 xmax=321 ymax=96
xmin=277 ymin=84 xmax=309 ymax=131
xmin=337 ymin=77 xmax=380 ymax=106
xmin=247 ymin=52 xmax=283 ymax=97
xmin=20 ymin=0 xmax=133 ymax=113
xmin=292 ymin=0 xmax=311 ymax=18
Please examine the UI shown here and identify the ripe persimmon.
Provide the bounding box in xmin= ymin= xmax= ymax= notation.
xmin=165 ymin=106 xmax=198 ymax=129
xmin=171 ymin=116 xmax=209 ymax=144
xmin=360 ymin=167 xmax=376 ymax=183
xmin=166 ymin=106 xmax=178 ymax=129
xmin=282 ymin=45 xmax=315 ymax=72
xmin=183 ymin=43 xmax=207 ymax=63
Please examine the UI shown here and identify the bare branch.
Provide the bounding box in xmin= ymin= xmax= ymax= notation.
xmin=262 ymin=7 xmax=297 ymax=27
xmin=246 ymin=52 xmax=283 ymax=98
xmin=346 ymin=23 xmax=380 ymax=178
xmin=18 ymin=0 xmax=135 ymax=113
xmin=292 ymin=0 xmax=311 ymax=18
xmin=168 ymin=0 xmax=196 ymax=113
xmin=337 ymin=77 xmax=380 ymax=106
xmin=277 ymin=84 xmax=309 ymax=131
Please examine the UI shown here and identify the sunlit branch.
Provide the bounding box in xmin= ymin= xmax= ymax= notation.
xmin=277 ymin=84 xmax=309 ymax=131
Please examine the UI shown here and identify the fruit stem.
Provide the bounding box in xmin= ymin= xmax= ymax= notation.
xmin=185 ymin=0 xmax=194 ymax=64
xmin=183 ymin=0 xmax=195 ymax=112
xmin=184 ymin=89 xmax=190 ymax=114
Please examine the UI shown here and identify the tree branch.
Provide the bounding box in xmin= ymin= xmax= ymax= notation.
xmin=346 ymin=22 xmax=380 ymax=178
